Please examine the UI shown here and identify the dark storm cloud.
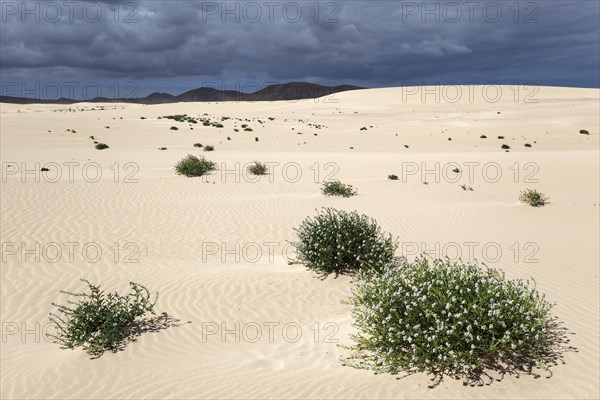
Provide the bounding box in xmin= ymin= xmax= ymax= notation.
xmin=1 ymin=0 xmax=598 ymax=96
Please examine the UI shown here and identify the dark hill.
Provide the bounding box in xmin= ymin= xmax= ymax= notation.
xmin=0 ymin=82 xmax=364 ymax=104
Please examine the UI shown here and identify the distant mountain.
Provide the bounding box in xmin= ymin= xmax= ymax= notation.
xmin=246 ymin=82 xmax=362 ymax=101
xmin=144 ymin=92 xmax=176 ymax=101
xmin=0 ymin=83 xmax=364 ymax=104
xmin=176 ymin=87 xmax=245 ymax=102
xmin=0 ymin=96 xmax=75 ymax=104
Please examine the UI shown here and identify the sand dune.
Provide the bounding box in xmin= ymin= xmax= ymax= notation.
xmin=1 ymin=86 xmax=599 ymax=399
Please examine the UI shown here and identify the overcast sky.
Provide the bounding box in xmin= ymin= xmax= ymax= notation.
xmin=1 ymin=0 xmax=598 ymax=99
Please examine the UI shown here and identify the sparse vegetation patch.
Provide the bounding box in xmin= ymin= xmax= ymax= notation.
xmin=321 ymin=181 xmax=357 ymax=197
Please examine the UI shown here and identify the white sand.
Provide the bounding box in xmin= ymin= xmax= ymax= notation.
xmin=1 ymin=86 xmax=598 ymax=399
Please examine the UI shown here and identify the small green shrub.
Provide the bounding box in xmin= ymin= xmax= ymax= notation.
xmin=519 ymin=189 xmax=549 ymax=207
xmin=388 ymin=174 xmax=399 ymax=180
xmin=244 ymin=128 xmax=253 ymax=132
xmin=293 ymin=208 xmax=397 ymax=275
xmin=204 ymin=145 xmax=215 ymax=152
xmin=501 ymin=144 xmax=510 ymax=150
xmin=497 ymin=136 xmax=504 ymax=139
xmin=524 ymin=143 xmax=532 ymax=148
xmin=48 ymin=279 xmax=157 ymax=356
xmin=193 ymin=143 xmax=203 ymax=148
xmin=321 ymin=181 xmax=357 ymax=197
xmin=95 ymin=143 xmax=109 ymax=150
xmin=170 ymin=126 xmax=178 ymax=131
xmin=480 ymin=135 xmax=487 ymax=139
xmin=174 ymin=154 xmax=217 ymax=177
xmin=247 ymin=161 xmax=268 ymax=175
xmin=452 ymin=168 xmax=460 ymax=173
xmin=579 ymin=129 xmax=589 ymax=135
xmin=345 ymin=258 xmax=565 ymax=381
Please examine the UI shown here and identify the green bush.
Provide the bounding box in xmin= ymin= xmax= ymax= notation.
xmin=193 ymin=143 xmax=203 ymax=148
xmin=480 ymin=135 xmax=487 ymax=139
xmin=247 ymin=161 xmax=268 ymax=175
xmin=293 ymin=208 xmax=396 ymax=275
xmin=48 ymin=279 xmax=157 ymax=356
xmin=170 ymin=126 xmax=178 ymax=131
xmin=519 ymin=189 xmax=549 ymax=207
xmin=388 ymin=174 xmax=399 ymax=180
xmin=501 ymin=144 xmax=510 ymax=150
xmin=95 ymin=143 xmax=109 ymax=150
xmin=321 ymin=180 xmax=357 ymax=197
xmin=204 ymin=145 xmax=215 ymax=152
xmin=579 ymin=129 xmax=589 ymax=135
xmin=524 ymin=143 xmax=532 ymax=148
xmin=174 ymin=154 xmax=217 ymax=177
xmin=345 ymin=258 xmax=564 ymax=380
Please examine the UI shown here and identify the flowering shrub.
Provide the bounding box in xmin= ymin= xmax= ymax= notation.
xmin=247 ymin=161 xmax=268 ymax=175
xmin=174 ymin=155 xmax=217 ymax=177
xmin=345 ymin=258 xmax=564 ymax=380
xmin=519 ymin=189 xmax=549 ymax=207
xmin=293 ymin=208 xmax=396 ymax=275
xmin=48 ymin=279 xmax=157 ymax=356
xmin=321 ymin=181 xmax=357 ymax=197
